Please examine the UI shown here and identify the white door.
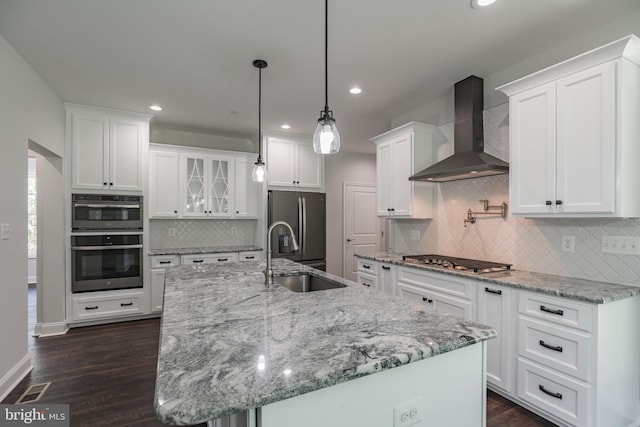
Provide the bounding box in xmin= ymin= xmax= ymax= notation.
xmin=343 ymin=184 xmax=378 ymax=281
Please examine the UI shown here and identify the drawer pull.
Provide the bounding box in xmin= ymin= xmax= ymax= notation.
xmin=192 ymin=259 xmax=204 ymax=263
xmin=84 ymin=305 xmax=99 ymax=310
xmin=362 ymin=264 xmax=371 ymax=269
xmin=120 ymin=302 xmax=133 ymax=307
xmin=540 ymin=305 xmax=564 ymax=316
xmin=218 ymin=258 xmax=228 ymax=262
xmin=539 ymin=340 xmax=563 ymax=353
xmin=362 ymin=282 xmax=371 ymax=287
xmin=484 ymin=287 xmax=502 ymax=295
xmin=422 ymin=297 xmax=433 ymax=303
xmin=539 ymin=384 xmax=563 ymax=400
xmin=159 ymin=261 xmax=171 ymax=264
xmin=381 ymin=266 xmax=391 ymax=270
xmin=245 ymin=256 xmax=255 ymax=259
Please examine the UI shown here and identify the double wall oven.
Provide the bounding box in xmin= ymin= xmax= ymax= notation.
xmin=71 ymin=194 xmax=143 ymax=293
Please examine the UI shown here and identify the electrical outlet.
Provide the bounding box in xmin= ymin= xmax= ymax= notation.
xmin=410 ymin=230 xmax=421 ymax=241
xmin=168 ymin=228 xmax=176 ymax=237
xmin=393 ymin=397 xmax=423 ymax=427
xmin=231 ymin=227 xmax=237 ymax=235
xmin=561 ymin=235 xmax=575 ymax=252
xmin=602 ymin=236 xmax=640 ymax=255
xmin=1 ymin=223 xmax=9 ymax=240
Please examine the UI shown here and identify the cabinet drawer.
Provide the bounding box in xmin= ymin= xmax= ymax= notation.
xmin=73 ymin=294 xmax=143 ymax=321
xmin=519 ymin=292 xmax=593 ymax=332
xmin=356 ymin=259 xmax=378 ymax=275
xmin=181 ymin=253 xmax=239 ymax=264
xmin=397 ymin=267 xmax=474 ymax=299
xmin=357 ymin=271 xmax=377 ymax=289
xmin=517 ymin=358 xmax=590 ymax=427
xmin=518 ymin=316 xmax=591 ymax=381
xmin=238 ymin=251 xmax=262 ymax=261
xmin=150 ymin=255 xmax=180 ymax=268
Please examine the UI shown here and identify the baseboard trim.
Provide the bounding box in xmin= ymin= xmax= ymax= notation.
xmin=0 ymin=354 xmax=33 ymax=402
xmin=34 ymin=321 xmax=69 ymax=337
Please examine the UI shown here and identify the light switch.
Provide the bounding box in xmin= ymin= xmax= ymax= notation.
xmin=1 ymin=223 xmax=9 ymax=240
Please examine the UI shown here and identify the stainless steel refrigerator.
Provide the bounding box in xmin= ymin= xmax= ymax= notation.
xmin=268 ymin=190 xmax=326 ymax=271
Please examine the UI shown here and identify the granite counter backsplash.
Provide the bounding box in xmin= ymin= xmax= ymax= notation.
xmin=356 ymin=252 xmax=640 ymax=304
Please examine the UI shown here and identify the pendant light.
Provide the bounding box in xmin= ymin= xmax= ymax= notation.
xmin=252 ymin=59 xmax=268 ymax=182
xmin=312 ymin=0 xmax=340 ymax=154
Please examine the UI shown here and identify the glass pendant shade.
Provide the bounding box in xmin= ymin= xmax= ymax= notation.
xmin=252 ymin=159 xmax=267 ymax=182
xmin=313 ymin=114 xmax=340 ymax=154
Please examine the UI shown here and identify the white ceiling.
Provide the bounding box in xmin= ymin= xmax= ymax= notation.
xmin=1 ymin=0 xmax=638 ymax=153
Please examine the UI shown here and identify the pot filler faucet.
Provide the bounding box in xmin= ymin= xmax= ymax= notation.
xmin=265 ymin=221 xmax=299 ymax=285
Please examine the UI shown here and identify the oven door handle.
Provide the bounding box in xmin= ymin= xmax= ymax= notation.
xmin=71 ymin=244 xmax=143 ymax=250
xmin=73 ymin=203 xmax=141 ymax=209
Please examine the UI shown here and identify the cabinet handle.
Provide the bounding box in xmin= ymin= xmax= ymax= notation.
xmin=382 ymin=266 xmax=391 ymax=270
xmin=217 ymin=258 xmax=228 ymax=262
xmin=362 ymin=264 xmax=371 ymax=269
xmin=85 ymin=306 xmax=99 ymax=310
xmin=159 ymin=261 xmax=171 ymax=265
xmin=390 ymin=208 xmax=395 ymax=212
xmin=362 ymin=282 xmax=371 ymax=287
xmin=484 ymin=287 xmax=502 ymax=295
xmin=422 ymin=297 xmax=433 ymax=303
xmin=236 ymin=211 xmax=239 ymax=214
xmin=539 ymin=340 xmax=563 ymax=353
xmin=174 ymin=210 xmax=178 ymax=214
xmin=245 ymin=256 xmax=255 ymax=259
xmin=192 ymin=259 xmax=204 ymax=263
xmin=540 ymin=305 xmax=564 ymax=316
xmin=120 ymin=302 xmax=133 ymax=307
xmin=545 ymin=201 xmax=552 ymax=206
xmin=555 ymin=200 xmax=563 ymax=205
xmin=538 ymin=385 xmax=562 ymax=400
xmin=109 ymin=182 xmax=113 ymax=186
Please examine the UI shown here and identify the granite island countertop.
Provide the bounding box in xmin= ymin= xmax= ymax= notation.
xmin=356 ymin=252 xmax=640 ymax=304
xmin=149 ymin=245 xmax=262 ymax=256
xmin=154 ymin=258 xmax=497 ymax=425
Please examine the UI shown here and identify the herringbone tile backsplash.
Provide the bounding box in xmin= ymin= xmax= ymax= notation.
xmin=393 ymin=103 xmax=640 ymax=286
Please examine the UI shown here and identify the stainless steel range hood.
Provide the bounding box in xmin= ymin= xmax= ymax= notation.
xmin=409 ymin=76 xmax=509 ymax=182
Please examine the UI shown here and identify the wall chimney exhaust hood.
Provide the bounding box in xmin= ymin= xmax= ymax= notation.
xmin=409 ymin=76 xmax=509 ymax=182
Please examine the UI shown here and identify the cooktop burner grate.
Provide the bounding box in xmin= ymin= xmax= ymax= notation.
xmin=402 ymin=254 xmax=512 ymax=274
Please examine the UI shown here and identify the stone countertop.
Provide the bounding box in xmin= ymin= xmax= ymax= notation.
xmin=154 ymin=258 xmax=496 ymax=425
xmin=356 ymin=252 xmax=640 ymax=304
xmin=149 ymin=246 xmax=262 ymax=256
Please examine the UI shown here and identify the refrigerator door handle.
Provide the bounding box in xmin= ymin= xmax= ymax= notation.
xmin=298 ymin=196 xmax=303 ymax=255
xmin=302 ymin=197 xmax=307 ymax=255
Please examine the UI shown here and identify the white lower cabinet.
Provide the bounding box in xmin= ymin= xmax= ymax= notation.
xmin=477 ymin=284 xmax=513 ymax=393
xmin=356 ymin=259 xmax=379 ymax=291
xmin=378 ymin=263 xmax=396 ymax=296
xmin=238 ymin=251 xmax=262 ymax=261
xmin=397 ymin=267 xmax=474 ymax=321
xmin=71 ymin=291 xmax=144 ymax=322
xmin=150 ymin=255 xmax=180 ymax=313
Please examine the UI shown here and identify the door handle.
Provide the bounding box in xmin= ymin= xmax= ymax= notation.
xmin=346 ymin=238 xmax=355 ymax=242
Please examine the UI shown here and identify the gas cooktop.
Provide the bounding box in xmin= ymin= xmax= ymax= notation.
xmin=402 ymin=254 xmax=512 ymax=274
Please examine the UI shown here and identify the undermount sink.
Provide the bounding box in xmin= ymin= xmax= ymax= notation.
xmin=274 ymin=274 xmax=347 ymax=292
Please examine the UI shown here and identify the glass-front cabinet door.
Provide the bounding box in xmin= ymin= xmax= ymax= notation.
xmin=208 ymin=157 xmax=231 ymax=216
xmin=181 ymin=154 xmax=234 ymax=218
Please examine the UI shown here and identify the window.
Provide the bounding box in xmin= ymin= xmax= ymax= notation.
xmin=28 ymin=157 xmax=36 ymax=257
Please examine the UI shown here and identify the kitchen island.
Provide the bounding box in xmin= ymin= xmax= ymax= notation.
xmin=154 ymin=258 xmax=497 ymax=426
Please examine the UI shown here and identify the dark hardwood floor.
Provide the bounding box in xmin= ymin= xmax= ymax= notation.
xmin=3 ymin=288 xmax=556 ymax=426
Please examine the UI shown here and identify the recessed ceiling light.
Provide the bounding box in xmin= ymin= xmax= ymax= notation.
xmin=149 ymin=105 xmax=162 ymax=111
xmin=349 ymin=87 xmax=362 ymax=95
xmin=281 ymin=124 xmax=291 ymax=129
xmin=471 ymin=0 xmax=496 ymax=9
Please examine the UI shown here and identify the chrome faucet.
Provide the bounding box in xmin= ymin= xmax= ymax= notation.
xmin=265 ymin=221 xmax=299 ymax=285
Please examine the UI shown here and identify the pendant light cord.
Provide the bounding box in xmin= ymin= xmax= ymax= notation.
xmin=258 ymin=64 xmax=262 ymax=160
xmin=324 ymin=0 xmax=328 ymax=111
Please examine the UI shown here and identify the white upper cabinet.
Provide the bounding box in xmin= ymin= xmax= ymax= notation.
xmin=148 ymin=144 xmax=259 ymax=219
xmin=67 ymin=104 xmax=150 ymax=192
xmin=149 ymin=150 xmax=180 ymax=218
xmin=371 ymin=122 xmax=436 ymax=218
xmin=266 ymin=135 xmax=323 ymax=190
xmin=498 ymin=35 xmax=640 ymax=217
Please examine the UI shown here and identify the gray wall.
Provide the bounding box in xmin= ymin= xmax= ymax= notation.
xmin=0 ymin=33 xmax=65 ymax=398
